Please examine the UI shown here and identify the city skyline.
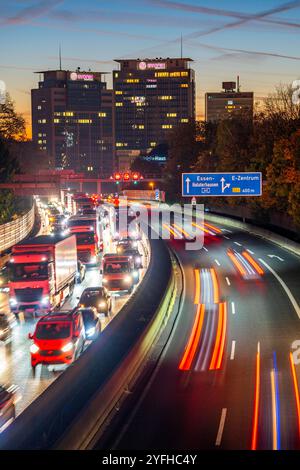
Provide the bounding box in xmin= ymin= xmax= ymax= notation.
xmin=1 ymin=0 xmax=300 ymax=137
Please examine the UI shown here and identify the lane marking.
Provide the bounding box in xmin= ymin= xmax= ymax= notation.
xmin=215 ymin=408 xmax=227 ymax=446
xmin=267 ymin=254 xmax=284 ymax=262
xmin=230 ymin=340 xmax=236 ymax=360
xmin=247 ymin=249 xmax=255 ymax=255
xmin=231 ymin=301 xmax=235 ymax=315
xmin=215 ymin=259 xmax=221 ymax=266
xmin=225 ymin=277 xmax=231 ymax=286
xmin=203 ymin=246 xmax=208 ymax=252
xmin=259 ymin=258 xmax=300 ymax=320
xmin=251 ymin=342 xmax=261 ymax=450
xmin=223 ymin=235 xmax=230 ymax=240
xmin=234 ymin=241 xmax=242 ymax=247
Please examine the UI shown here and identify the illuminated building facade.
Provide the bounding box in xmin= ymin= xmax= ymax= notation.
xmin=205 ymin=81 xmax=254 ymax=122
xmin=31 ymin=70 xmax=115 ymax=175
xmin=113 ymin=58 xmax=195 ymax=170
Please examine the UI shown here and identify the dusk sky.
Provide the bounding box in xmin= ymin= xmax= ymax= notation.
xmin=1 ymin=0 xmax=300 ymax=137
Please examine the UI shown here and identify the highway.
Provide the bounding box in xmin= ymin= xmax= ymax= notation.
xmin=0 ymin=204 xmax=149 ymax=419
xmin=100 ymin=212 xmax=300 ymax=451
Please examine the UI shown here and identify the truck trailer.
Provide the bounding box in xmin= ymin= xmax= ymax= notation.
xmin=9 ymin=234 xmax=77 ymax=317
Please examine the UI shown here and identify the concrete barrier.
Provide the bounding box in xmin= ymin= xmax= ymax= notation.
xmin=56 ymin=253 xmax=177 ymax=449
xmin=0 ymin=205 xmax=35 ymax=254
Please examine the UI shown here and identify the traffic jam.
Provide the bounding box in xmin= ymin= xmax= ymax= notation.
xmin=0 ymin=192 xmax=147 ymax=433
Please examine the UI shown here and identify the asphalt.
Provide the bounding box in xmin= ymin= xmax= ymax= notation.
xmin=109 ymin=215 xmax=300 ymax=450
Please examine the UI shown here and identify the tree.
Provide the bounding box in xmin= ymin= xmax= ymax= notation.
xmin=0 ymin=93 xmax=26 ymax=141
xmin=165 ymin=121 xmax=200 ymax=200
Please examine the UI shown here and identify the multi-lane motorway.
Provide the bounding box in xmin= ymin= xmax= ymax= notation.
xmin=103 ymin=213 xmax=300 ymax=451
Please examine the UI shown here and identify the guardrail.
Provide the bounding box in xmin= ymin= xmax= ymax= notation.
xmin=0 ymin=236 xmax=172 ymax=450
xmin=0 ymin=205 xmax=35 ymax=254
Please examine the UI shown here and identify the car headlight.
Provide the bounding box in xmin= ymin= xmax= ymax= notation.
xmin=135 ymin=256 xmax=141 ymax=263
xmin=90 ymin=256 xmax=96 ymax=263
xmin=41 ymin=296 xmax=49 ymax=305
xmin=124 ymin=275 xmax=132 ymax=284
xmin=61 ymin=342 xmax=73 ymax=353
xmin=133 ymin=270 xmax=139 ymax=278
xmin=102 ymin=278 xmax=108 ymax=284
xmin=132 ymin=241 xmax=138 ymax=248
xmin=98 ymin=301 xmax=106 ymax=308
xmin=9 ymin=298 xmax=17 ymax=306
xmin=30 ymin=343 xmax=39 ymax=354
xmin=130 ymin=231 xmax=137 ymax=238
xmin=86 ymin=327 xmax=96 ymax=337
xmin=0 ymin=329 xmax=4 ymax=336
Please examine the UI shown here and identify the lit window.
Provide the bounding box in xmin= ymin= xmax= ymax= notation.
xmin=181 ymin=83 xmax=188 ymax=88
xmin=37 ymin=105 xmax=41 ymax=110
xmin=159 ymin=96 xmax=173 ymax=100
xmin=181 ymin=72 xmax=188 ymax=77
xmin=150 ymin=142 xmax=156 ymax=147
xmin=155 ymin=72 xmax=169 ymax=78
xmin=63 ymin=111 xmax=74 ymax=116
xmin=98 ymin=112 xmax=107 ymax=117
xmin=167 ymin=113 xmax=177 ymax=117
xmin=162 ymin=124 xmax=173 ymax=129
xmin=181 ymin=118 xmax=189 ymax=123
xmin=138 ymin=125 xmax=144 ymax=129
xmin=77 ymin=119 xmax=91 ymax=123
xmin=126 ymin=79 xmax=139 ymax=83
xmin=115 ymin=91 xmax=123 ymax=95
xmin=116 ymin=142 xmax=124 ymax=147
xmin=53 ymin=119 xmax=60 ymax=123
xmin=116 ymin=102 xmax=123 ymax=107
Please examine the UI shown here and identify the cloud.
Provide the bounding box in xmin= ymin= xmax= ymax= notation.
xmin=1 ymin=0 xmax=64 ymax=26
xmin=150 ymin=0 xmax=300 ymax=36
xmin=189 ymin=42 xmax=300 ymax=62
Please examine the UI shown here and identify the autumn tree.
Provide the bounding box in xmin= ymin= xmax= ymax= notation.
xmin=164 ymin=121 xmax=200 ymax=200
xmin=0 ymin=93 xmax=26 ymax=141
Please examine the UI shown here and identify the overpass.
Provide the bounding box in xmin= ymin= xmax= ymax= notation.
xmin=0 ymin=170 xmax=163 ymax=196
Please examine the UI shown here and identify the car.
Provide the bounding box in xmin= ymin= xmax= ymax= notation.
xmin=0 ymin=314 xmax=12 ymax=343
xmin=76 ymin=307 xmax=102 ymax=340
xmin=76 ymin=260 xmax=86 ymax=283
xmin=0 ymin=265 xmax=9 ymax=292
xmin=0 ymin=384 xmax=20 ymax=433
xmin=78 ymin=287 xmax=112 ymax=316
xmin=80 ymin=208 xmax=96 ymax=216
xmin=116 ymin=239 xmax=138 ymax=254
xmin=28 ymin=310 xmax=86 ymax=370
xmin=123 ymin=248 xmax=143 ymax=269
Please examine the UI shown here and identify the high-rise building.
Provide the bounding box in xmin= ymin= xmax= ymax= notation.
xmin=113 ymin=58 xmax=195 ymax=170
xmin=205 ymin=81 xmax=253 ymax=122
xmin=31 ymin=69 xmax=115 ymax=176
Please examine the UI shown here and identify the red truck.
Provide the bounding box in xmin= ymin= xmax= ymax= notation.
xmin=9 ymin=234 xmax=77 ymax=317
xmin=101 ymin=254 xmax=138 ymax=294
xmin=67 ymin=215 xmax=102 ymax=265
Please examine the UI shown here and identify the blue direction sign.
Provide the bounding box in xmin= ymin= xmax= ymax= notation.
xmin=182 ymin=172 xmax=262 ymax=197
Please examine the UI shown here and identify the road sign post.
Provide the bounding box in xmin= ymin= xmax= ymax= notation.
xmin=182 ymin=172 xmax=262 ymax=197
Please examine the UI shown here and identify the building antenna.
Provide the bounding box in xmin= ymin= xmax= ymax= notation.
xmin=59 ymin=44 xmax=62 ymax=70
xmin=180 ymin=33 xmax=183 ymax=58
